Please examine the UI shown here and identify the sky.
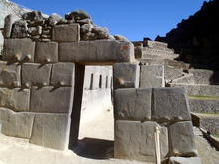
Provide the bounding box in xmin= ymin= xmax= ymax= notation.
xmin=12 ymin=0 xmax=207 ymax=41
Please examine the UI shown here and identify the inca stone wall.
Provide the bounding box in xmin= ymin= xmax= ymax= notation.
xmin=0 ymin=7 xmax=201 ymax=164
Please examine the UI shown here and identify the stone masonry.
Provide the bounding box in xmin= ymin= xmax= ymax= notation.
xmin=0 ymin=10 xmax=200 ymax=163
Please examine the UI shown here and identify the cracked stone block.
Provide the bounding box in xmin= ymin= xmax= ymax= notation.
xmin=169 ymin=121 xmax=197 ymax=157
xmin=140 ymin=65 xmax=164 ymax=88
xmin=3 ymin=38 xmax=35 ymax=62
xmin=113 ymin=63 xmax=140 ymax=89
xmin=51 ymin=62 xmax=75 ymax=86
xmin=168 ymin=157 xmax=202 ymax=164
xmin=35 ymin=41 xmax=58 ymax=63
xmin=114 ymin=120 xmax=168 ymax=162
xmin=152 ymin=88 xmax=191 ymax=122
xmin=0 ymin=61 xmax=21 ymax=87
xmin=59 ymin=40 xmax=135 ymax=63
xmin=21 ymin=63 xmax=52 ymax=86
xmin=0 ymin=88 xmax=30 ymax=111
xmin=30 ymin=87 xmax=74 ymax=113
xmin=114 ymin=88 xmax=151 ymax=121
xmin=30 ymin=113 xmax=70 ymax=150
xmin=0 ymin=107 xmax=34 ymax=138
xmin=52 ymin=24 xmax=80 ymax=42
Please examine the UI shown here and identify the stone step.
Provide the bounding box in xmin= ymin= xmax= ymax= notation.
xmin=189 ymin=69 xmax=219 ymax=85
xmin=170 ymin=73 xmax=195 ymax=85
xmin=189 ymin=98 xmax=219 ymax=114
xmin=142 ymin=47 xmax=175 ymax=55
xmin=164 ymin=65 xmax=184 ymax=82
xmin=170 ymin=84 xmax=219 ymax=97
xmin=144 ymin=40 xmax=168 ymax=50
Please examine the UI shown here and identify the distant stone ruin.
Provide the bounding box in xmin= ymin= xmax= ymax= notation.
xmin=0 ymin=8 xmax=202 ymax=164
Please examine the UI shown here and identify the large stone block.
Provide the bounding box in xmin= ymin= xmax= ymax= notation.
xmin=3 ymin=14 xmax=17 ymax=38
xmin=0 ymin=107 xmax=34 ymax=138
xmin=30 ymin=87 xmax=74 ymax=113
xmin=51 ymin=62 xmax=75 ymax=86
xmin=21 ymin=63 xmax=52 ymax=86
xmin=169 ymin=121 xmax=197 ymax=157
xmin=114 ymin=88 xmax=151 ymax=121
xmin=113 ymin=63 xmax=139 ymax=89
xmin=114 ymin=120 xmax=168 ymax=162
xmin=35 ymin=41 xmax=58 ymax=63
xmin=52 ymin=24 xmax=80 ymax=42
xmin=152 ymin=88 xmax=191 ymax=122
xmin=3 ymin=38 xmax=35 ymax=62
xmin=0 ymin=61 xmax=21 ymax=87
xmin=168 ymin=157 xmax=202 ymax=164
xmin=0 ymin=88 xmax=30 ymax=111
xmin=140 ymin=65 xmax=164 ymax=88
xmin=59 ymin=40 xmax=135 ymax=63
xmin=30 ymin=113 xmax=70 ymax=150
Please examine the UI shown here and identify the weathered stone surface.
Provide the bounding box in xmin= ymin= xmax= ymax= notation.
xmin=171 ymin=74 xmax=195 ymax=84
xmin=30 ymin=87 xmax=74 ymax=113
xmin=171 ymin=84 xmax=219 ymax=97
xmin=52 ymin=24 xmax=80 ymax=42
xmin=152 ymin=88 xmax=191 ymax=122
xmin=113 ymin=63 xmax=139 ymax=89
xmin=140 ymin=65 xmax=164 ymax=88
xmin=189 ymin=99 xmax=219 ymax=113
xmin=35 ymin=41 xmax=58 ymax=63
xmin=30 ymin=113 xmax=70 ymax=150
xmin=51 ymin=62 xmax=75 ymax=86
xmin=164 ymin=65 xmax=184 ymax=82
xmin=3 ymin=38 xmax=35 ymax=62
xmin=168 ymin=157 xmax=202 ymax=164
xmin=0 ymin=88 xmax=30 ymax=111
xmin=59 ymin=40 xmax=135 ymax=63
xmin=114 ymin=120 xmax=168 ymax=162
xmin=0 ymin=61 xmax=21 ymax=87
xmin=169 ymin=121 xmax=197 ymax=157
xmin=3 ymin=14 xmax=17 ymax=38
xmin=114 ymin=88 xmax=151 ymax=121
xmin=0 ymin=107 xmax=34 ymax=138
xmin=21 ymin=63 xmax=52 ymax=86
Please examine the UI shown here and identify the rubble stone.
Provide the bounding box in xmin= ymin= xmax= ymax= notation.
xmin=11 ymin=20 xmax=28 ymax=38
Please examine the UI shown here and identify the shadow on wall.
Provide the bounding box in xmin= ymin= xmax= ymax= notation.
xmin=72 ymin=138 xmax=114 ymax=160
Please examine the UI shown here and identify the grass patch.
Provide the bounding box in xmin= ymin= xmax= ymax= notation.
xmin=189 ymin=95 xmax=219 ymax=100
xmin=194 ymin=112 xmax=219 ymax=117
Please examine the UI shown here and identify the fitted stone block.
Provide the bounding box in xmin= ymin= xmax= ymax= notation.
xmin=51 ymin=62 xmax=75 ymax=86
xmin=0 ymin=61 xmax=21 ymax=87
xmin=3 ymin=14 xmax=17 ymax=38
xmin=114 ymin=120 xmax=168 ymax=162
xmin=0 ymin=107 xmax=34 ymax=138
xmin=113 ymin=63 xmax=139 ymax=89
xmin=3 ymin=38 xmax=35 ymax=62
xmin=35 ymin=41 xmax=58 ymax=63
xmin=30 ymin=87 xmax=74 ymax=113
xmin=168 ymin=157 xmax=202 ymax=164
xmin=52 ymin=24 xmax=80 ymax=42
xmin=0 ymin=88 xmax=30 ymax=111
xmin=171 ymin=74 xmax=195 ymax=85
xmin=152 ymin=88 xmax=191 ymax=122
xmin=21 ymin=63 xmax=52 ymax=86
xmin=169 ymin=121 xmax=197 ymax=157
xmin=114 ymin=88 xmax=151 ymax=121
xmin=30 ymin=113 xmax=70 ymax=150
xmin=59 ymin=40 xmax=135 ymax=63
xmin=140 ymin=65 xmax=164 ymax=88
